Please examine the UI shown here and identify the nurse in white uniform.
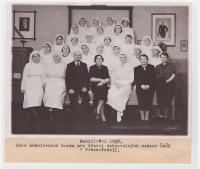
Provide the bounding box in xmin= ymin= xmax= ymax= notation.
xmin=121 ymin=34 xmax=136 ymax=68
xmin=78 ymin=17 xmax=89 ymax=44
xmin=81 ymin=44 xmax=94 ymax=69
xmin=21 ymin=51 xmax=45 ymax=130
xmin=103 ymin=36 xmax=113 ymax=66
xmin=53 ymin=34 xmax=64 ymax=54
xmin=149 ymin=46 xmax=162 ymax=67
xmin=121 ymin=18 xmax=135 ymax=43
xmin=66 ymin=24 xmax=80 ymax=45
xmin=93 ymin=25 xmax=105 ymax=46
xmin=112 ymin=24 xmax=124 ymax=46
xmin=39 ymin=42 xmax=53 ymax=65
xmin=104 ymin=17 xmax=115 ymax=36
xmin=89 ymin=17 xmax=102 ymax=37
xmin=140 ymin=36 xmax=154 ymax=57
xmin=107 ymin=54 xmax=134 ymax=122
xmin=61 ymin=44 xmax=73 ymax=65
xmin=43 ymin=53 xmax=66 ymax=123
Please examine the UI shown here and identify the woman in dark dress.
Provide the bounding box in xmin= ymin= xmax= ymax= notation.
xmin=134 ymin=54 xmax=156 ymax=121
xmin=89 ymin=55 xmax=110 ymax=122
xmin=156 ymin=53 xmax=176 ymax=119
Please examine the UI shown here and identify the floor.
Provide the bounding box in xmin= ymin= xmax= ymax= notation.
xmin=11 ymin=103 xmax=188 ymax=135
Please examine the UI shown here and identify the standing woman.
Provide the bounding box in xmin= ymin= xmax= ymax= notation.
xmin=112 ymin=24 xmax=124 ymax=46
xmin=66 ymin=24 xmax=80 ymax=45
xmin=134 ymin=54 xmax=156 ymax=121
xmin=78 ymin=17 xmax=89 ymax=44
xmin=43 ymin=53 xmax=66 ymax=126
xmin=89 ymin=17 xmax=102 ymax=37
xmin=39 ymin=42 xmax=53 ymax=65
xmin=61 ymin=44 xmax=73 ymax=65
xmin=21 ymin=51 xmax=45 ymax=131
xmin=89 ymin=55 xmax=110 ymax=122
xmin=53 ymin=34 xmax=65 ymax=54
xmin=107 ymin=54 xmax=134 ymax=122
xmin=121 ymin=18 xmax=136 ymax=43
xmin=156 ymin=53 xmax=176 ymax=119
xmin=104 ymin=17 xmax=115 ymax=36
xmin=93 ymin=25 xmax=105 ymax=46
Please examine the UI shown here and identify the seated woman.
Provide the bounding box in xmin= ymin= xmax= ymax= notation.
xmin=21 ymin=51 xmax=45 ymax=132
xmin=43 ymin=53 xmax=66 ymax=126
xmin=61 ymin=44 xmax=73 ymax=65
xmin=89 ymin=55 xmax=110 ymax=122
xmin=53 ymin=34 xmax=64 ymax=54
xmin=39 ymin=42 xmax=53 ymax=65
xmin=156 ymin=53 xmax=176 ymax=119
xmin=107 ymin=54 xmax=134 ymax=122
xmin=134 ymin=54 xmax=156 ymax=121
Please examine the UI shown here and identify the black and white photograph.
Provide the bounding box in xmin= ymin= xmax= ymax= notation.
xmin=10 ymin=4 xmax=188 ymax=136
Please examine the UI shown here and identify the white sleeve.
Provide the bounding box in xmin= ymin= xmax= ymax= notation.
xmin=21 ymin=64 xmax=29 ymax=91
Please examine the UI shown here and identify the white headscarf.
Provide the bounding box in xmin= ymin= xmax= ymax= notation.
xmin=29 ymin=51 xmax=41 ymax=63
xmin=53 ymin=34 xmax=64 ymax=46
xmin=141 ymin=36 xmax=153 ymax=46
xmin=91 ymin=17 xmax=102 ymax=27
xmin=121 ymin=18 xmax=130 ymax=26
xmin=70 ymin=24 xmax=79 ymax=35
xmin=40 ymin=42 xmax=52 ymax=55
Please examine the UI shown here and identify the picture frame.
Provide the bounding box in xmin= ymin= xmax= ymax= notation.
xmin=151 ymin=13 xmax=176 ymax=46
xmin=180 ymin=40 xmax=188 ymax=52
xmin=13 ymin=10 xmax=36 ymax=40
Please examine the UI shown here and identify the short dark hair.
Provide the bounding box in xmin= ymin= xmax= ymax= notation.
xmin=160 ymin=52 xmax=169 ymax=58
xmin=140 ymin=54 xmax=149 ymax=60
xmin=94 ymin=55 xmax=104 ymax=62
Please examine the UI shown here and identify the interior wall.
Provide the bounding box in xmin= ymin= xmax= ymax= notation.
xmin=12 ymin=5 xmax=69 ymax=50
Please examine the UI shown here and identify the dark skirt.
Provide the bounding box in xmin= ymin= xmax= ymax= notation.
xmin=92 ymin=86 xmax=109 ymax=106
xmin=136 ymin=89 xmax=155 ymax=110
xmin=156 ymin=80 xmax=175 ymax=106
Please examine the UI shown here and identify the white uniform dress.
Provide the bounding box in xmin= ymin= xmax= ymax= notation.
xmin=66 ymin=34 xmax=80 ymax=45
xmin=81 ymin=52 xmax=94 ymax=69
xmin=21 ymin=62 xmax=45 ymax=108
xmin=40 ymin=52 xmax=53 ymax=65
xmin=43 ymin=62 xmax=66 ymax=109
xmin=104 ymin=25 xmax=115 ymax=36
xmin=62 ymin=53 xmax=74 ymax=66
xmin=107 ymin=63 xmax=134 ymax=112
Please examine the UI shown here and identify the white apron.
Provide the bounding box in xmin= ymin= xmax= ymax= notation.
xmin=21 ymin=63 xmax=45 ymax=108
xmin=43 ymin=62 xmax=66 ymax=109
xmin=107 ymin=63 xmax=134 ymax=112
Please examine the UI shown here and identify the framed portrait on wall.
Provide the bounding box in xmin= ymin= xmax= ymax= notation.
xmin=151 ymin=13 xmax=176 ymax=46
xmin=13 ymin=10 xmax=36 ymax=40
